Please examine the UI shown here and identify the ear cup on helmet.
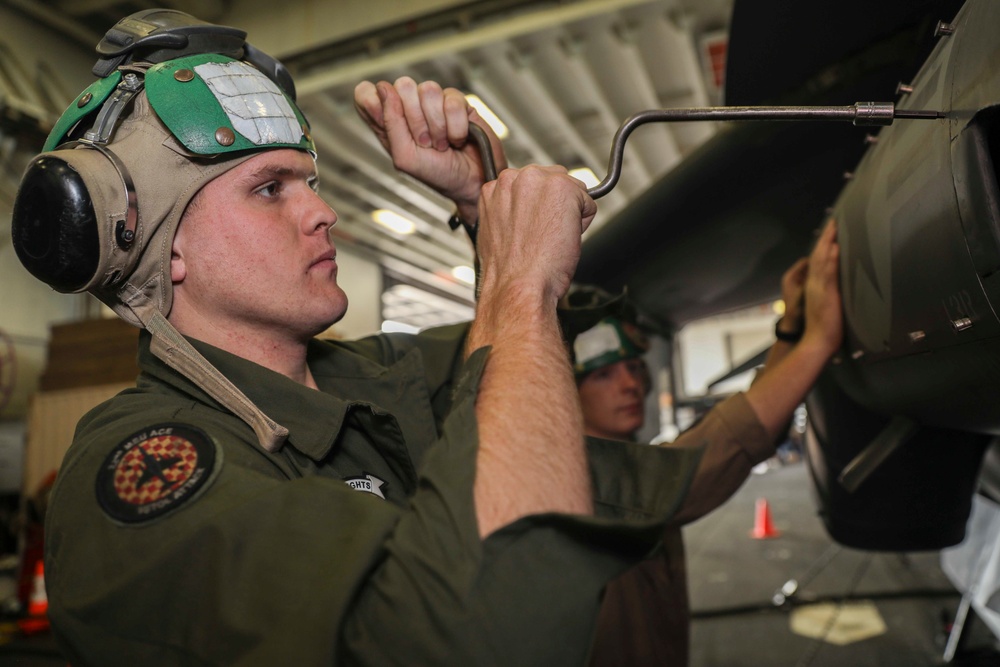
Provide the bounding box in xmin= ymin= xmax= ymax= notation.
xmin=12 ymin=156 xmax=100 ymax=292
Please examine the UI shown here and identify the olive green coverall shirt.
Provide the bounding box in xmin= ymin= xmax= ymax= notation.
xmin=589 ymin=395 xmax=774 ymax=667
xmin=45 ymin=323 xmax=706 ymax=666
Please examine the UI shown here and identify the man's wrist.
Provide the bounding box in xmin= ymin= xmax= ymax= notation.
xmin=774 ymin=317 xmax=804 ymax=343
xmin=453 ymin=198 xmax=479 ymax=226
xmin=793 ymin=331 xmax=840 ymax=365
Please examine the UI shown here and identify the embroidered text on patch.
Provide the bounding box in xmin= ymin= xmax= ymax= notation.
xmin=96 ymin=423 xmax=218 ymax=524
xmin=345 ymin=473 xmax=387 ymax=500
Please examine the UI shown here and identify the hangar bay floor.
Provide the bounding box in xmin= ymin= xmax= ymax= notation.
xmin=686 ymin=459 xmax=1000 ymax=667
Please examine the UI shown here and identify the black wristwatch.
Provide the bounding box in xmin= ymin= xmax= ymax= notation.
xmin=775 ymin=318 xmax=803 ymax=343
xmin=447 ymin=213 xmax=478 ymax=246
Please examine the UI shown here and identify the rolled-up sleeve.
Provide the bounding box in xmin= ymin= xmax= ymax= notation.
xmin=667 ymin=392 xmax=774 ymax=525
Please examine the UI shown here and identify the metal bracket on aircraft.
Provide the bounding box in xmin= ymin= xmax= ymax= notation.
xmin=837 ymin=415 xmax=920 ymax=493
xmin=468 ymin=102 xmax=944 ymax=199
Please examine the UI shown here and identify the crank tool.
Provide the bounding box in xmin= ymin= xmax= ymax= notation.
xmin=467 ymin=102 xmax=944 ymax=197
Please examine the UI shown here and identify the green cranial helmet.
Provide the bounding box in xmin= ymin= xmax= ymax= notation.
xmin=10 ymin=9 xmax=318 ymax=452
xmin=558 ymin=285 xmax=652 ymax=378
xmin=13 ymin=9 xmax=315 ymax=327
xmin=572 ymin=316 xmax=650 ymax=377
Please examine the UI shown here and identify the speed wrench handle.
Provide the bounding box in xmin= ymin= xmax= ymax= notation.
xmin=468 ymin=102 xmax=943 ymax=199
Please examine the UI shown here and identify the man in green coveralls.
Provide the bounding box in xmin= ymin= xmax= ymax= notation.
xmin=566 ymin=261 xmax=811 ymax=667
xmin=11 ymin=9 xmax=843 ymax=666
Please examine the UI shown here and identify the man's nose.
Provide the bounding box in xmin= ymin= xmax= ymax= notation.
xmin=304 ymin=189 xmax=338 ymax=233
xmin=616 ymin=364 xmax=642 ymax=391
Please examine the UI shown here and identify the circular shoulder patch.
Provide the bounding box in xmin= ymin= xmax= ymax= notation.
xmin=96 ymin=423 xmax=219 ymax=525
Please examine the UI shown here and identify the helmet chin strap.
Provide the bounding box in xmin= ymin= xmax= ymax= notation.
xmin=137 ymin=307 xmax=289 ymax=452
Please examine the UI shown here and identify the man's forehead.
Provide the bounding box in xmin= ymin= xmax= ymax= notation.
xmin=232 ymin=148 xmax=317 ymax=181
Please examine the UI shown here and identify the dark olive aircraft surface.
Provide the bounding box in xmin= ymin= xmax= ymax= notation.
xmin=575 ymin=0 xmax=999 ymax=553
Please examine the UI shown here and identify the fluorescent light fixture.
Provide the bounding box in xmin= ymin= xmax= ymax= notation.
xmin=371 ymin=209 xmax=416 ymax=235
xmin=569 ymin=167 xmax=600 ymax=188
xmin=465 ymin=94 xmax=509 ymax=140
xmin=451 ymin=265 xmax=476 ymax=285
xmin=382 ymin=320 xmax=420 ymax=334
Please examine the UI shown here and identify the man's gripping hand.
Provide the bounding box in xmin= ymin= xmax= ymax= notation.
xmin=354 ymin=77 xmax=507 ymax=224
xmin=476 ymin=165 xmax=596 ymax=304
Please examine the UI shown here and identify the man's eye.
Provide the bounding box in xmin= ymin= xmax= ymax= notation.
xmin=256 ymin=182 xmax=280 ymax=198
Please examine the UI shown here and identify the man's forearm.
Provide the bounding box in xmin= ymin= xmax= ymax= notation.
xmin=468 ymin=280 xmax=593 ymax=537
xmin=744 ymin=338 xmax=831 ymax=441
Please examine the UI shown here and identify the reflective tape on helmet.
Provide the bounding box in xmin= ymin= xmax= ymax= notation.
xmin=145 ymin=53 xmax=315 ymax=156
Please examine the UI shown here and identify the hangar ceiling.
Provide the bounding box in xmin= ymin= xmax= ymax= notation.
xmin=0 ymin=0 xmax=733 ymax=322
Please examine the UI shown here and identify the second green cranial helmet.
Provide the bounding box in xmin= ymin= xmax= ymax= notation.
xmin=10 ymin=9 xmax=318 ymax=450
xmin=572 ymin=316 xmax=650 ymax=378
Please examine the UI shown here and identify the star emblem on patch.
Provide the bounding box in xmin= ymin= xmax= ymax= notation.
xmin=96 ymin=423 xmax=219 ymax=524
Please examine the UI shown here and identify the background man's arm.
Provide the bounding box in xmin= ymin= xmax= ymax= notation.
xmin=669 ymin=220 xmax=842 ymax=523
xmin=744 ymin=219 xmax=842 ymax=440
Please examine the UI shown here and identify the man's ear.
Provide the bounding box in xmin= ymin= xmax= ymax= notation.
xmin=170 ymin=240 xmax=186 ymax=284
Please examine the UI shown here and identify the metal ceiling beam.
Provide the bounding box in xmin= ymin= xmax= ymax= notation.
xmin=2 ymin=0 xmax=102 ymax=49
xmin=549 ymin=30 xmax=652 ymax=199
xmin=332 ymin=205 xmax=451 ymax=277
xmin=499 ymin=35 xmax=631 ymax=217
xmin=331 ymin=205 xmax=474 ymax=304
xmin=322 ymin=170 xmax=473 ymax=269
xmin=458 ymin=62 xmax=555 ymax=168
xmin=627 ymin=7 xmax=716 ymax=152
xmin=577 ymin=18 xmax=681 ymax=178
xmin=380 ymin=255 xmax=474 ymax=305
xmin=294 ymin=0 xmax=663 ymax=95
xmin=52 ymin=0 xmax=134 ymax=15
xmin=0 ymin=42 xmax=48 ymax=111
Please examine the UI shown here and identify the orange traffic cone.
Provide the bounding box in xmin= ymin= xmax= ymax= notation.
xmin=18 ymin=560 xmax=50 ymax=635
xmin=27 ymin=561 xmax=47 ymax=617
xmin=750 ymin=497 xmax=781 ymax=539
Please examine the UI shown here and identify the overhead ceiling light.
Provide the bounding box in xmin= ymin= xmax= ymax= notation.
xmin=569 ymin=167 xmax=600 ymax=188
xmin=371 ymin=209 xmax=416 ymax=235
xmin=451 ymin=265 xmax=476 ymax=285
xmin=465 ymin=94 xmax=509 ymax=140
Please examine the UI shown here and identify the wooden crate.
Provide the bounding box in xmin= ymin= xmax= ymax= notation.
xmin=23 ymin=382 xmax=133 ymax=495
xmin=23 ymin=318 xmax=141 ymax=492
xmin=39 ymin=318 xmax=140 ymax=391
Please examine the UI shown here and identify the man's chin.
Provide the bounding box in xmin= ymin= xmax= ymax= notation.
xmin=618 ymin=415 xmax=645 ymax=440
xmin=309 ymin=294 xmax=349 ymax=338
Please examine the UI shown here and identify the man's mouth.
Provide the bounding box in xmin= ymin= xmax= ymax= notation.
xmin=312 ymin=249 xmax=337 ymax=267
